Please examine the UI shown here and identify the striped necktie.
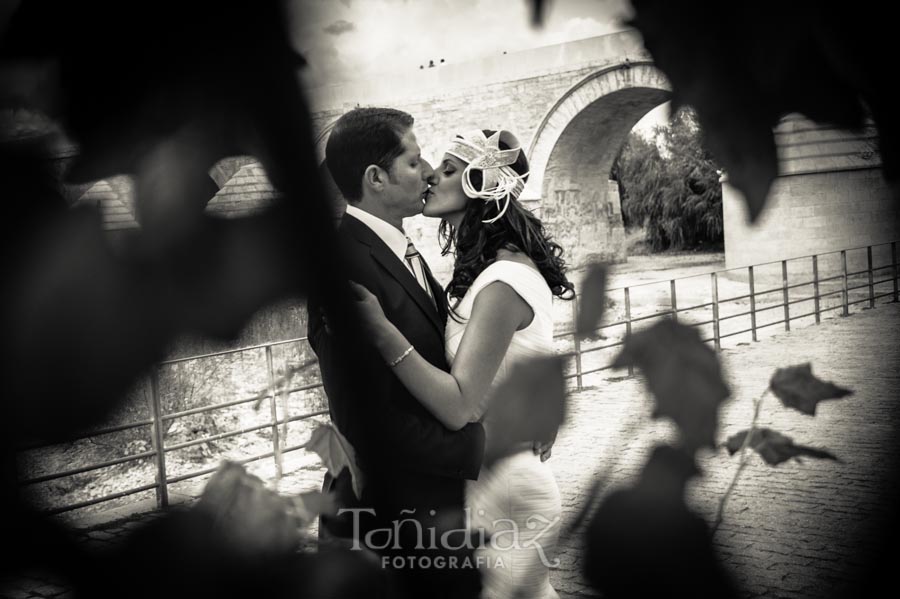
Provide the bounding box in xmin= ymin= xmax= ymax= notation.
xmin=405 ymin=236 xmax=437 ymax=310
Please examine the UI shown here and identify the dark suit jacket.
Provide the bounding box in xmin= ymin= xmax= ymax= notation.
xmin=307 ymin=213 xmax=485 ymax=538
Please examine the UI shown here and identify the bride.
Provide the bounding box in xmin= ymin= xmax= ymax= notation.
xmin=352 ymin=128 xmax=574 ymax=598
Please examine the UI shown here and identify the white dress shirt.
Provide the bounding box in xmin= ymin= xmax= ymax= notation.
xmin=345 ymin=204 xmax=412 ymax=271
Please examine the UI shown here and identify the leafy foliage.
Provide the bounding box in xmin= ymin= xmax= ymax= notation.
xmin=725 ymin=428 xmax=839 ymax=466
xmin=613 ymin=319 xmax=730 ymax=451
xmin=769 ymin=363 xmax=853 ymax=415
xmin=614 ymin=108 xmax=723 ymax=251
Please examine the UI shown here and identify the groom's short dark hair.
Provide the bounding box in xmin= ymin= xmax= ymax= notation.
xmin=325 ymin=107 xmax=414 ymax=202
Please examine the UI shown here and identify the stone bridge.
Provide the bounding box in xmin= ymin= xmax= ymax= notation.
xmin=73 ymin=30 xmax=896 ymax=285
xmin=304 ymin=30 xmax=672 ymax=278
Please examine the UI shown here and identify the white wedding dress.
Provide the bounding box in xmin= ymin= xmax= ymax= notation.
xmin=445 ymin=260 xmax=562 ymax=599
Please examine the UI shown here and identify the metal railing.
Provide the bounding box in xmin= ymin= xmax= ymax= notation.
xmin=556 ymin=240 xmax=899 ymax=389
xmin=19 ymin=338 xmax=329 ymax=515
xmin=18 ymin=240 xmax=899 ymax=516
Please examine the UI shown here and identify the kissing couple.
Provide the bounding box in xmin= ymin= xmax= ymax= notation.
xmin=307 ymin=106 xmax=574 ymax=599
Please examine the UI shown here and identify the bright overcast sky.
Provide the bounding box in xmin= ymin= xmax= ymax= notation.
xmin=289 ymin=0 xmax=635 ymax=87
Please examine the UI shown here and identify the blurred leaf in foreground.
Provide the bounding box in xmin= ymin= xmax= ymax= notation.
xmin=769 ymin=363 xmax=852 ymax=415
xmin=725 ymin=427 xmax=839 ymax=466
xmin=613 ymin=319 xmax=730 ymax=451
xmin=198 ymin=461 xmax=301 ymax=557
xmin=584 ymin=445 xmax=737 ymax=598
xmin=627 ymin=0 xmax=896 ymax=221
xmin=91 ymin=479 xmax=383 ymax=599
xmin=483 ymin=356 xmax=567 ymax=466
xmin=291 ymin=491 xmax=338 ymax=528
xmin=0 ymin=0 xmax=331 ymax=440
xmin=576 ymin=262 xmax=609 ymax=340
xmin=89 ymin=461 xmax=320 ymax=598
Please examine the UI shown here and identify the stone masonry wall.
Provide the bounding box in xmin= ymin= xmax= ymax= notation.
xmin=723 ymin=115 xmax=898 ymax=284
xmin=310 ymin=64 xmax=614 ymax=282
xmin=306 ymin=31 xmax=654 ymax=280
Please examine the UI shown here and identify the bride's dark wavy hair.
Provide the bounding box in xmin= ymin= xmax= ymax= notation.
xmin=438 ymin=130 xmax=575 ymax=316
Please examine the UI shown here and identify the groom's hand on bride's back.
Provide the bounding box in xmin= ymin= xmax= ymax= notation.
xmin=533 ymin=439 xmax=553 ymax=462
xmin=481 ymin=356 xmax=565 ymax=466
xmin=482 ymin=416 xmax=555 ymax=464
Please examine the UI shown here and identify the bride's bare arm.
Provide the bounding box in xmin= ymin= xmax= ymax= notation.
xmin=356 ymin=281 xmax=533 ymax=430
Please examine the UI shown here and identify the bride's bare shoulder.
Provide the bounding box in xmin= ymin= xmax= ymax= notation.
xmin=496 ymin=247 xmax=537 ymax=269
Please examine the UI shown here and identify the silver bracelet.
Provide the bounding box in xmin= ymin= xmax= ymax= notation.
xmin=388 ymin=345 xmax=414 ymax=367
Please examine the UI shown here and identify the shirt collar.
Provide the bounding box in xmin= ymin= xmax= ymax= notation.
xmin=344 ymin=204 xmax=408 ymax=263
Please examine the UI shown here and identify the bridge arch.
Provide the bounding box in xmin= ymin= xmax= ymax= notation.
xmin=314 ymin=121 xmax=337 ymax=164
xmin=524 ymin=61 xmax=671 ymax=265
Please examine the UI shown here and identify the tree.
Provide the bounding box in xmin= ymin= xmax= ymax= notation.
xmin=615 ymin=108 xmax=724 ymax=252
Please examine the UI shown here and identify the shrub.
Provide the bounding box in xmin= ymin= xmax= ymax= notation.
xmin=613 ymin=108 xmax=723 ymax=251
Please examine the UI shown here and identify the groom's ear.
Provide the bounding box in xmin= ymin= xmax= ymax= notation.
xmin=363 ymin=164 xmax=385 ymax=193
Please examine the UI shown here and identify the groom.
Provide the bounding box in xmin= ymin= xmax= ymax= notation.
xmin=307 ymin=107 xmax=484 ymax=599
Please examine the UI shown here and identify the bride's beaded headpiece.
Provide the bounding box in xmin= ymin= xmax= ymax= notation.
xmin=445 ymin=129 xmax=529 ymax=224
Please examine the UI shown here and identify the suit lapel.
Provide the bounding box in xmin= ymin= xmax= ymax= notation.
xmin=371 ymin=244 xmax=445 ymax=335
xmin=344 ymin=214 xmax=445 ymax=336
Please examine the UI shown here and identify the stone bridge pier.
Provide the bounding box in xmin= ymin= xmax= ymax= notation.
xmin=523 ymin=62 xmax=670 ymax=265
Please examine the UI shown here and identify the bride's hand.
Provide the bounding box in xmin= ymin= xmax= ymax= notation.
xmin=349 ymin=281 xmax=389 ymax=341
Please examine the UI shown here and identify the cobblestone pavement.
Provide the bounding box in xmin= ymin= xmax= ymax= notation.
xmin=546 ymin=301 xmax=900 ymax=598
xmin=2 ymin=302 xmax=898 ymax=598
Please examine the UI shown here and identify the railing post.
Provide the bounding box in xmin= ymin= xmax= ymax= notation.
xmin=711 ymin=272 xmax=721 ymax=350
xmin=265 ymin=345 xmax=284 ymax=478
xmin=781 ymin=260 xmax=790 ymax=331
xmin=893 ymin=241 xmax=899 ymax=303
xmin=572 ymin=296 xmax=583 ymax=390
xmin=812 ymin=255 xmax=821 ymax=324
xmin=280 ymin=353 xmax=291 ymax=453
xmin=867 ymin=246 xmax=875 ymax=308
xmin=147 ymin=367 xmax=169 ymax=508
xmin=670 ymin=279 xmax=678 ymax=322
xmin=748 ymin=266 xmax=757 ymax=341
xmin=624 ymin=288 xmax=634 ymax=376
xmin=841 ymin=250 xmax=850 ymax=317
